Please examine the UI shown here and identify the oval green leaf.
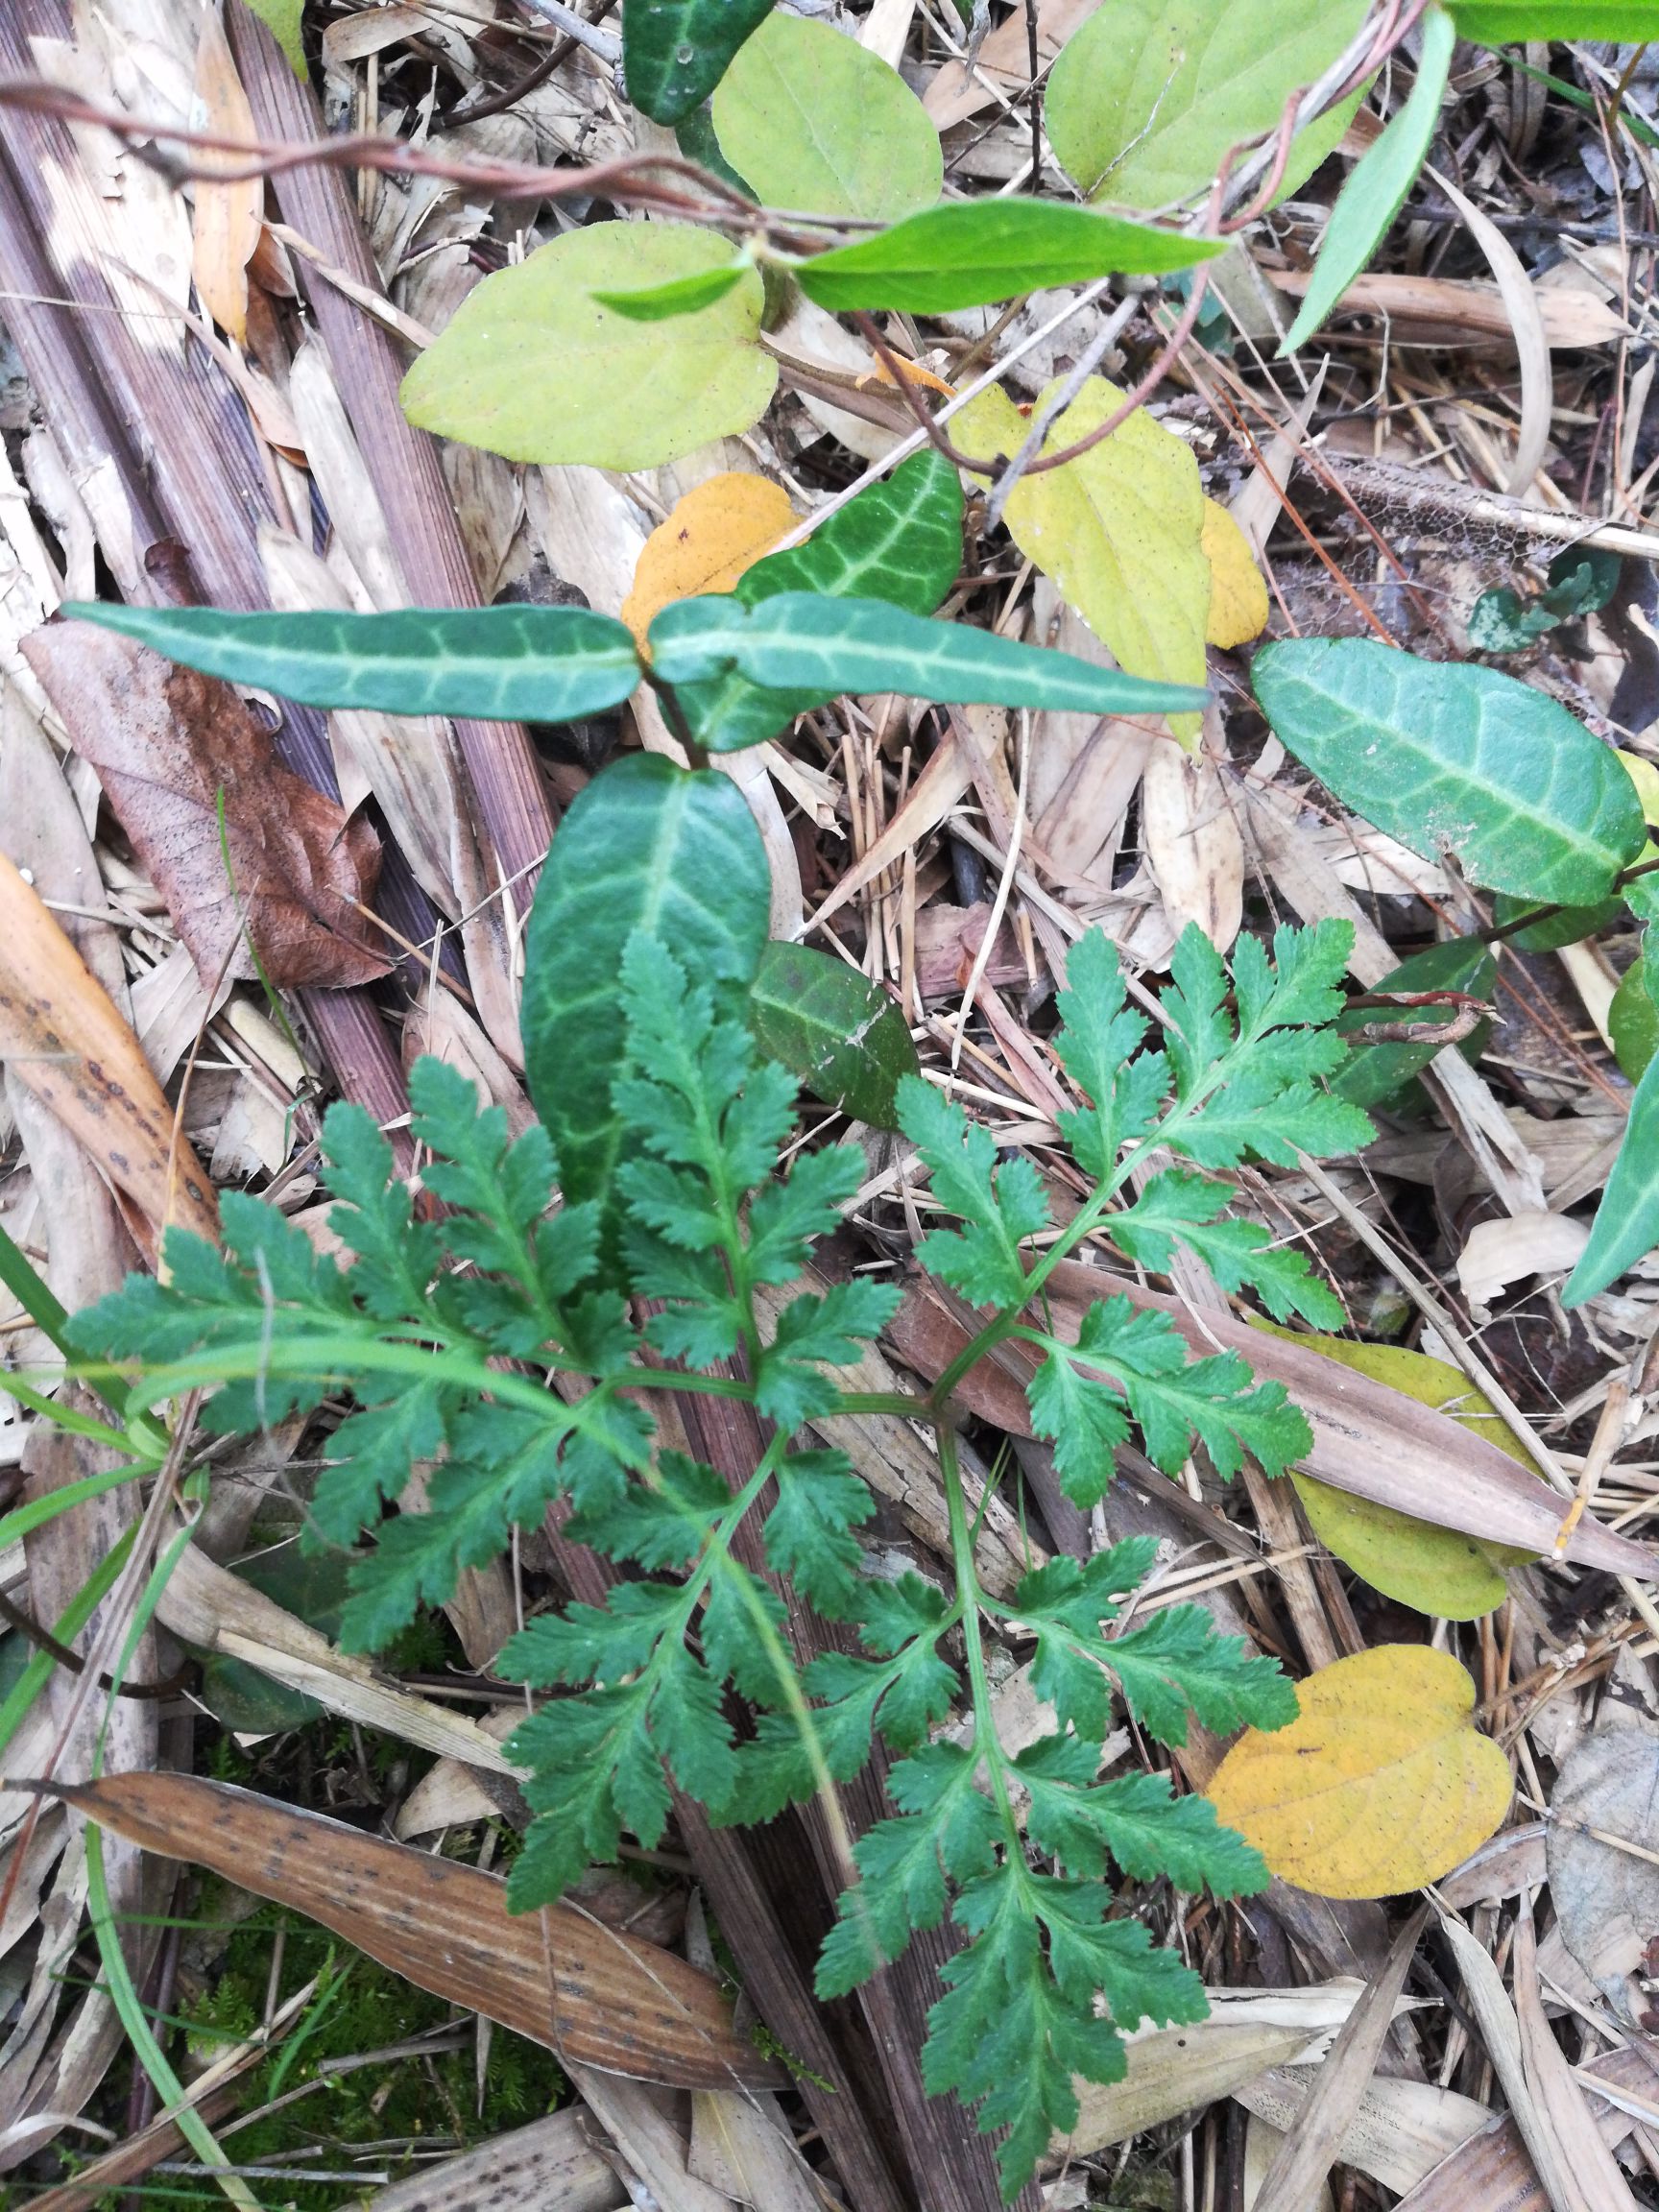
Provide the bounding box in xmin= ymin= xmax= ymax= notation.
xmin=1611 ymin=955 xmax=1658 ymax=1084
xmin=1253 ymin=637 xmax=1648 ymax=904
xmin=1452 ymin=1 xmax=1659 ymax=38
xmin=1492 ymin=893 xmax=1624 ymax=951
xmin=748 ymin=942 xmax=919 ymax=1128
xmin=673 ymin=449 xmax=965 ymax=752
xmin=1564 ymin=1050 xmax=1659 ymax=1307
xmin=795 ymin=200 xmax=1223 ymax=315
xmin=1046 ymin=0 xmax=1369 ymax=208
xmin=1282 ymin=8 xmax=1455 ymax=355
xmin=522 ymin=753 xmax=772 ymax=1264
xmin=624 ymin=0 xmax=776 ymax=124
xmin=60 ymin=601 xmax=641 ymax=724
xmin=649 ymin=590 xmax=1211 ymax=716
xmin=400 ymin=223 xmax=776 ymax=469
xmin=711 ymin=12 xmax=942 ymax=222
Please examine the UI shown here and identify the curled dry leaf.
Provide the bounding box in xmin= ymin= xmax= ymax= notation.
xmin=0 ymin=852 xmax=217 ymax=1254
xmin=189 ymin=3 xmax=263 ymax=347
xmin=1208 ymin=1647 xmax=1512 ymax=1900
xmin=39 ymin=1770 xmax=775 ymax=2092
xmin=622 ymin=472 xmax=797 ymax=647
xmin=24 ymin=621 xmax=390 ymax=991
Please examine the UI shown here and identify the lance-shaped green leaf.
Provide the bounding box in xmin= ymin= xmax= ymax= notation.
xmin=60 ymin=601 xmax=641 ymax=724
xmin=796 ymin=200 xmax=1223 ymax=315
xmin=593 ymin=261 xmax=749 ymax=322
xmin=1253 ymin=637 xmax=1647 ymax=905
xmin=1282 ymin=8 xmax=1455 ymax=356
xmin=623 ymin=0 xmax=776 ymax=124
xmin=748 ymin=943 xmax=919 ymax=1129
xmin=1452 ymin=1 xmax=1659 ymax=36
xmin=674 ymin=449 xmax=964 ymax=753
xmin=1564 ymin=1052 xmax=1659 ymax=1308
xmin=651 ymin=592 xmax=1210 ymax=717
xmin=1610 ymin=955 xmax=1658 ymax=1084
xmin=521 ymin=754 xmax=771 ymax=1267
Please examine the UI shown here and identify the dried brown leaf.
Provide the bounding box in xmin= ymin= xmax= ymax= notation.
xmin=24 ymin=623 xmax=390 ymax=991
xmin=40 ymin=1771 xmax=774 ymax=2092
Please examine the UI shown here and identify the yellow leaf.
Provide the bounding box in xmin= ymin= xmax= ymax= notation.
xmin=1619 ymin=749 xmax=1659 ymax=828
xmin=954 ymin=377 xmax=1211 ymax=745
xmin=622 ymin=472 xmax=796 ymax=646
xmin=1253 ymin=1325 xmax=1539 ymax=1619
xmin=1201 ymin=498 xmax=1269 ymax=648
xmin=1208 ymin=1646 xmax=1512 ymax=1899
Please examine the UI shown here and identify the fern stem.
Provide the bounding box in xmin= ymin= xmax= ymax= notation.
xmin=937 ymin=1423 xmax=1022 ymax=1848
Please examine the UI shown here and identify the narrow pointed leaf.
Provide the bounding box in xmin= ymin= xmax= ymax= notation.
xmin=1254 ymin=637 xmax=1647 ymax=903
xmin=1452 ymin=1 xmax=1659 ymax=36
xmin=650 ymin=592 xmax=1209 ymax=716
xmin=594 ymin=261 xmax=749 ymax=321
xmin=61 ymin=602 xmax=641 ymax=725
xmin=1281 ymin=8 xmax=1455 ymax=355
xmin=1563 ymin=1052 xmax=1659 ymax=1307
xmin=796 ymin=200 xmax=1223 ymax=315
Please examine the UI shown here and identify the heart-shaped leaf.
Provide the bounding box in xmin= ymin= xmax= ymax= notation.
xmin=1254 ymin=637 xmax=1648 ymax=904
xmin=400 ymin=223 xmax=776 ymax=469
xmin=1208 ymin=1646 xmax=1511 ymax=1898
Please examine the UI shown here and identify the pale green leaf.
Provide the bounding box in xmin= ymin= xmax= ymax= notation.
xmin=624 ymin=0 xmax=776 ymax=123
xmin=521 ymin=754 xmax=771 ymax=1265
xmin=60 ymin=602 xmax=640 ymax=724
xmin=1282 ymin=9 xmax=1455 ymax=355
xmin=400 ymin=222 xmax=775 ymax=469
xmin=1254 ymin=637 xmax=1647 ymax=904
xmin=711 ymin=12 xmax=942 ymax=222
xmin=1564 ymin=1052 xmax=1659 ymax=1307
xmin=648 ymin=590 xmax=1210 ymax=717
xmin=953 ymin=379 xmax=1210 ymax=741
xmin=1046 ymin=0 xmax=1370 ymax=208
xmin=748 ymin=943 xmax=919 ymax=1129
xmin=1452 ymin=1 xmax=1659 ymax=37
xmin=795 ymin=199 xmax=1224 ymax=314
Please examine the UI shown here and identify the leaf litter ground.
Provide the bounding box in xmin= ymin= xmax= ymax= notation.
xmin=2 ymin=7 xmax=1659 ymax=2212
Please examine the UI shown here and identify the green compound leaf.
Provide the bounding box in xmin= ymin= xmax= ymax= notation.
xmin=1564 ymin=1049 xmax=1659 ymax=1308
xmin=400 ymin=222 xmax=775 ymax=469
xmin=1282 ymin=7 xmax=1455 ymax=355
xmin=796 ymin=200 xmax=1224 ymax=315
xmin=712 ymin=12 xmax=942 ymax=222
xmin=623 ymin=0 xmax=776 ymax=124
xmin=521 ymin=754 xmax=771 ymax=1263
xmin=60 ymin=601 xmax=640 ymax=724
xmin=650 ymin=591 xmax=1210 ymax=718
xmin=1046 ymin=0 xmax=1369 ymax=207
xmin=1452 ymin=1 xmax=1659 ymax=37
xmin=1611 ymin=954 xmax=1659 ymax=1084
xmin=1253 ymin=637 xmax=1647 ymax=905
xmin=748 ymin=942 xmax=919 ymax=1129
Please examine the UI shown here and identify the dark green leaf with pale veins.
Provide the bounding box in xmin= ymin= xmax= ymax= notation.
xmin=748 ymin=943 xmax=919 ymax=1128
xmin=60 ymin=602 xmax=641 ymax=726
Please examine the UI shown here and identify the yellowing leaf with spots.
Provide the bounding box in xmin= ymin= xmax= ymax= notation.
xmin=1202 ymin=498 xmax=1269 ymax=649
xmin=621 ymin=473 xmax=797 ymax=646
xmin=954 ymin=378 xmax=1210 ymax=742
xmin=1620 ymin=749 xmax=1659 ymax=828
xmin=1208 ymin=1646 xmax=1511 ymax=1900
